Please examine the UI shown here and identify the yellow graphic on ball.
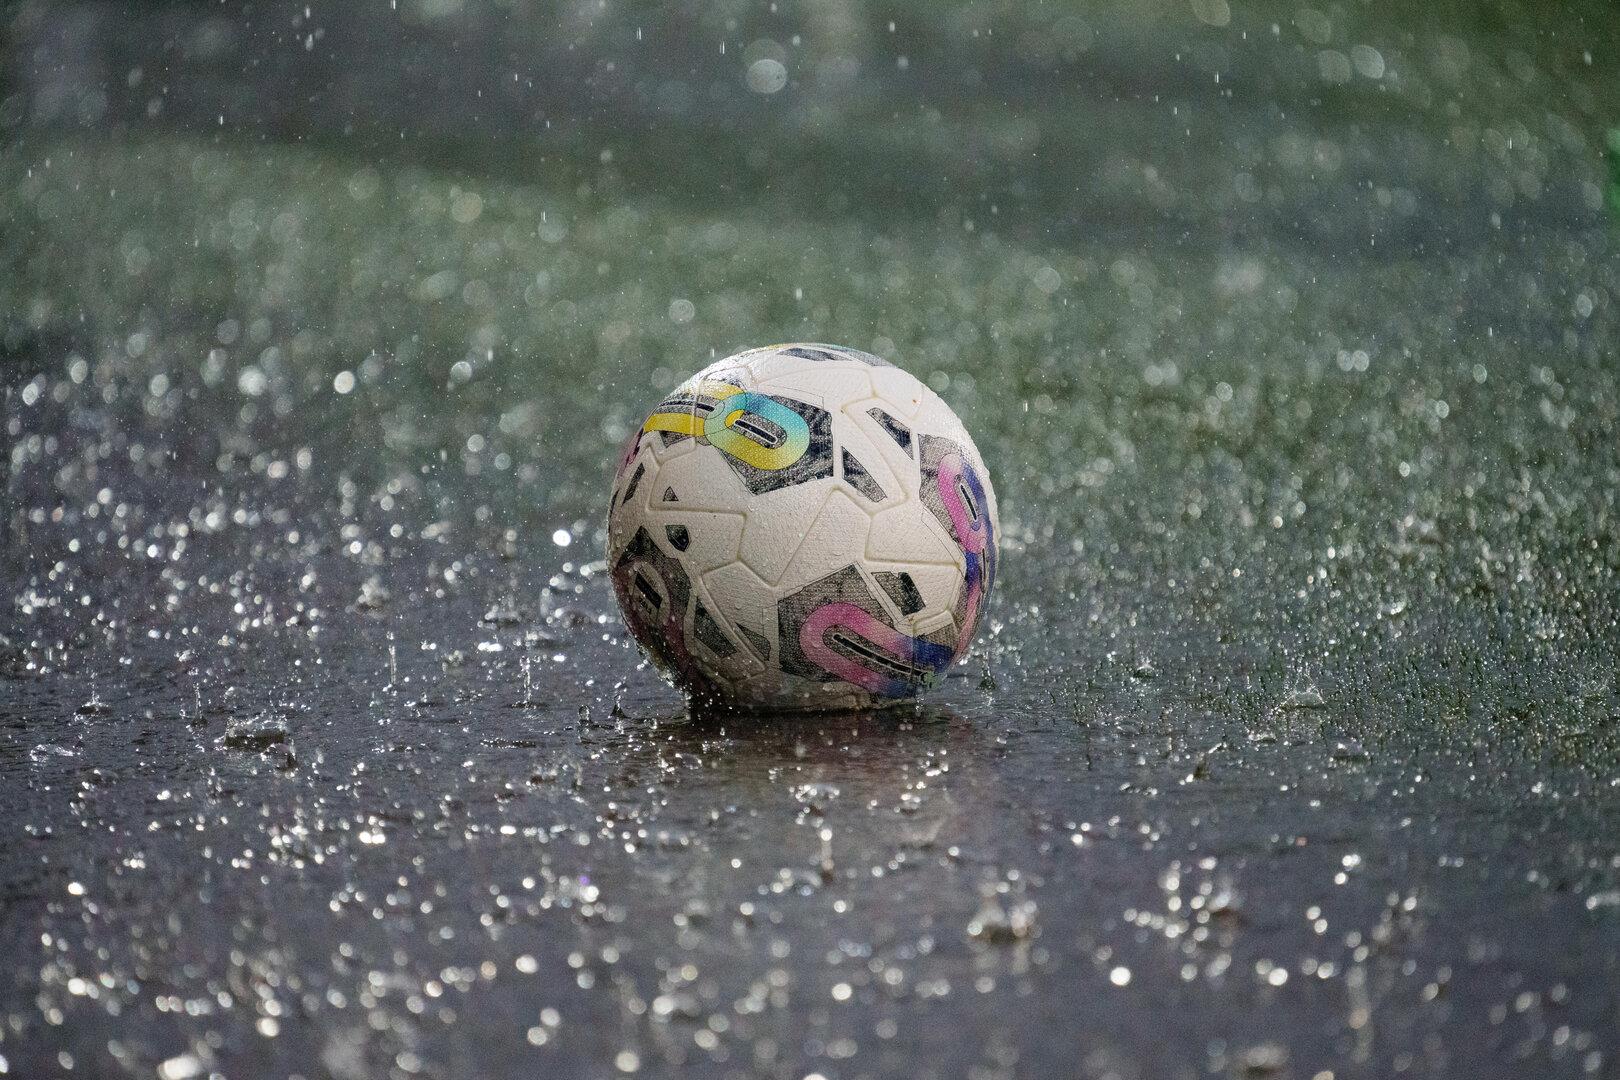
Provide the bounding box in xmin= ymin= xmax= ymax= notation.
xmin=643 ymin=380 xmax=810 ymax=471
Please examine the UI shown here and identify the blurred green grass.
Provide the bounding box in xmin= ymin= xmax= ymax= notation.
xmin=2 ymin=128 xmax=1616 ymax=530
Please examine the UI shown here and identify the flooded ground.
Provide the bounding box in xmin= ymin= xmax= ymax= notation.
xmin=4 ymin=1 xmax=1620 ymax=1077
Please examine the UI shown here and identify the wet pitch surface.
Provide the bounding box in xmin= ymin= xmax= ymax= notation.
xmin=6 ymin=347 xmax=1619 ymax=1078
xmin=5 ymin=1 xmax=1620 ymax=1077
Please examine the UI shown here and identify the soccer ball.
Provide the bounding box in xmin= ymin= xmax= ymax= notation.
xmin=607 ymin=343 xmax=998 ymax=711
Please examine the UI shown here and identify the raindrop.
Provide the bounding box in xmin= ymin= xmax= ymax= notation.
xmin=1190 ymin=0 xmax=1231 ymax=28
xmin=747 ymin=58 xmax=788 ymax=94
xmin=1279 ymin=686 xmax=1325 ymax=709
xmin=1332 ymin=739 xmax=1368 ymax=762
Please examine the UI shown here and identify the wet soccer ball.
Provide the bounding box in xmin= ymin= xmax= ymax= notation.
xmin=607 ymin=343 xmax=998 ymax=710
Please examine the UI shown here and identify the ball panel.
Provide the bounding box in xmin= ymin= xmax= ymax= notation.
xmin=841 ymin=400 xmax=918 ymax=496
xmin=701 ymin=559 xmax=776 ymax=661
xmin=745 ymin=361 xmax=874 ymax=408
xmin=737 ymin=484 xmax=837 ymax=587
xmin=864 ymin=502 xmax=961 ymax=570
xmin=871 ymin=570 xmax=926 ymax=616
xmin=688 ymin=592 xmax=767 ymax=688
xmin=773 ymin=343 xmax=893 ymax=367
xmin=646 ymin=443 xmax=754 ymax=515
xmin=658 ymin=508 xmax=747 ymax=574
xmin=838 ymin=447 xmax=888 ymax=505
xmin=774 ymin=488 xmax=875 ymax=587
xmin=864 ymin=559 xmax=963 ymax=630
xmin=868 ymin=366 xmax=929 ymax=419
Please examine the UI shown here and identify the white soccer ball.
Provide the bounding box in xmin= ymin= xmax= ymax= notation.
xmin=607 ymin=343 xmax=999 ymax=710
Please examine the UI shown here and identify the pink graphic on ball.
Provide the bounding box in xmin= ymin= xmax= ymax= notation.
xmin=934 ymin=451 xmax=995 ymax=660
xmin=800 ymin=602 xmax=953 ymax=697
